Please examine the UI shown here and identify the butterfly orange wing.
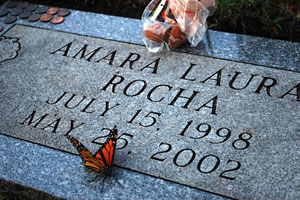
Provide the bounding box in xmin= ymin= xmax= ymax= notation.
xmin=93 ymin=128 xmax=118 ymax=168
xmin=66 ymin=135 xmax=106 ymax=172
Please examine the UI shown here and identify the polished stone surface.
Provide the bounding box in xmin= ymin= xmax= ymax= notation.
xmin=0 ymin=2 xmax=299 ymax=72
xmin=1 ymin=0 xmax=300 ymax=199
xmin=1 ymin=25 xmax=300 ymax=200
xmin=0 ymin=134 xmax=227 ymax=200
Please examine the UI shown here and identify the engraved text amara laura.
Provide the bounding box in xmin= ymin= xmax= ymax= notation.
xmin=51 ymin=41 xmax=300 ymax=104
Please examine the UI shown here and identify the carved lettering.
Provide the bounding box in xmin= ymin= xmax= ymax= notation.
xmin=100 ymin=101 xmax=121 ymax=117
xmin=123 ymin=80 xmax=147 ymax=97
xmin=119 ymin=53 xmax=141 ymax=69
xmin=81 ymin=98 xmax=96 ymax=113
xmin=46 ymin=92 xmax=67 ymax=105
xmin=20 ymin=110 xmax=48 ymax=128
xmin=180 ymin=63 xmax=197 ymax=81
xmin=169 ymin=88 xmax=199 ymax=109
xmin=140 ymin=58 xmax=160 ymax=74
xmin=72 ymin=45 xmax=102 ymax=62
xmin=96 ymin=50 xmax=117 ymax=65
xmin=64 ymin=120 xmax=85 ymax=136
xmin=279 ymin=83 xmax=300 ymax=101
xmin=101 ymin=74 xmax=125 ymax=93
xmin=194 ymin=96 xmax=218 ymax=115
xmin=201 ymin=68 xmax=223 ymax=86
xmin=41 ymin=117 xmax=62 ymax=133
xmin=50 ymin=42 xmax=72 ymax=56
xmin=229 ymin=72 xmax=257 ymax=90
xmin=147 ymin=84 xmax=172 ymax=102
xmin=64 ymin=94 xmax=87 ymax=109
xmin=254 ymin=77 xmax=277 ymax=96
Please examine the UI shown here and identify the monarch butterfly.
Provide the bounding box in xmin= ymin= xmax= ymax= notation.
xmin=66 ymin=127 xmax=118 ymax=175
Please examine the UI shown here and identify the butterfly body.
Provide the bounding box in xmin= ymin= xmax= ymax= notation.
xmin=66 ymin=127 xmax=118 ymax=176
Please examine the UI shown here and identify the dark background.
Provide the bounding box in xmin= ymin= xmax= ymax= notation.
xmin=1 ymin=0 xmax=300 ymax=42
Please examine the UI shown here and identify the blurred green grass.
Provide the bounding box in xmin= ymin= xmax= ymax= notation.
xmin=25 ymin=0 xmax=300 ymax=42
xmin=210 ymin=0 xmax=300 ymax=42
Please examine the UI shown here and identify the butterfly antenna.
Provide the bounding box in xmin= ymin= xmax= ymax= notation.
xmin=83 ymin=171 xmax=92 ymax=183
xmin=88 ymin=175 xmax=99 ymax=183
xmin=113 ymin=176 xmax=124 ymax=189
xmin=84 ymin=168 xmax=99 ymax=183
xmin=100 ymin=175 xmax=108 ymax=193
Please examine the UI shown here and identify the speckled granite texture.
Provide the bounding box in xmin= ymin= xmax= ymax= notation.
xmin=1 ymin=1 xmax=300 ymax=200
xmin=0 ymin=2 xmax=299 ymax=71
xmin=0 ymin=134 xmax=227 ymax=200
xmin=1 ymin=24 xmax=300 ymax=199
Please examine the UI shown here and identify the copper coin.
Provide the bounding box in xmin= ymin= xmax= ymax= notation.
xmin=57 ymin=9 xmax=70 ymax=17
xmin=6 ymin=1 xmax=18 ymax=8
xmin=0 ymin=8 xmax=9 ymax=17
xmin=40 ymin=14 xmax=53 ymax=22
xmin=4 ymin=15 xmax=17 ymax=24
xmin=26 ymin=4 xmax=38 ymax=11
xmin=17 ymin=2 xmax=29 ymax=9
xmin=0 ymin=26 xmax=3 ymax=32
xmin=51 ymin=16 xmax=64 ymax=24
xmin=28 ymin=14 xmax=40 ymax=22
xmin=35 ymin=6 xmax=48 ymax=14
xmin=47 ymin=7 xmax=59 ymax=15
xmin=19 ymin=10 xmax=31 ymax=19
xmin=10 ymin=7 xmax=23 ymax=16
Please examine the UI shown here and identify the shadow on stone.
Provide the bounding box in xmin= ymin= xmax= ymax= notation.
xmin=0 ymin=179 xmax=65 ymax=200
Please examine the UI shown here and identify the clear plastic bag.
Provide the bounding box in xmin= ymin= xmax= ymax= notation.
xmin=142 ymin=0 xmax=217 ymax=52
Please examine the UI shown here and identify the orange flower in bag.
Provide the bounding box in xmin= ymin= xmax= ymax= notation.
xmin=142 ymin=0 xmax=216 ymax=52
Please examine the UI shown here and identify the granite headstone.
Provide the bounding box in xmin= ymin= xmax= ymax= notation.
xmin=0 ymin=23 xmax=300 ymax=200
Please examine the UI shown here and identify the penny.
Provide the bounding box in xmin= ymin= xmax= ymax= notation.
xmin=19 ymin=11 xmax=31 ymax=19
xmin=26 ymin=4 xmax=38 ymax=11
xmin=10 ymin=7 xmax=23 ymax=16
xmin=0 ymin=8 xmax=9 ymax=17
xmin=57 ymin=9 xmax=70 ymax=17
xmin=51 ymin=16 xmax=64 ymax=24
xmin=6 ymin=1 xmax=18 ymax=9
xmin=47 ymin=7 xmax=59 ymax=15
xmin=28 ymin=14 xmax=40 ymax=22
xmin=4 ymin=15 xmax=17 ymax=24
xmin=40 ymin=14 xmax=53 ymax=22
xmin=17 ymin=2 xmax=29 ymax=9
xmin=0 ymin=26 xmax=3 ymax=32
xmin=35 ymin=6 xmax=48 ymax=14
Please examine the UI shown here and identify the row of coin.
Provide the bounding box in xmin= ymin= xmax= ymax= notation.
xmin=0 ymin=1 xmax=70 ymax=31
